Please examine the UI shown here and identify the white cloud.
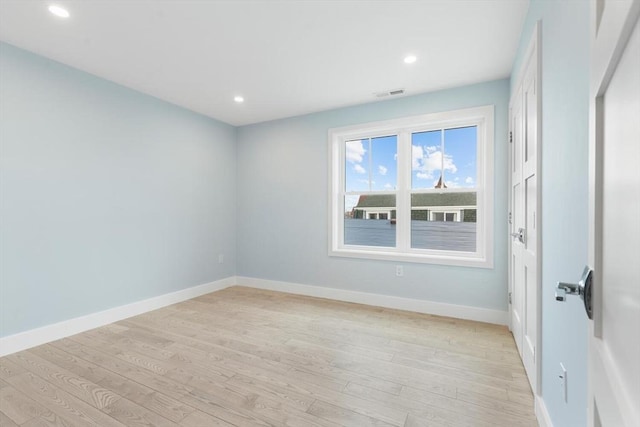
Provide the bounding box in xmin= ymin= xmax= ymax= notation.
xmin=354 ymin=164 xmax=366 ymax=174
xmin=346 ymin=140 xmax=366 ymax=164
xmin=465 ymin=176 xmax=474 ymax=184
xmin=358 ymin=179 xmax=375 ymax=184
xmin=378 ymin=165 xmax=388 ymax=176
xmin=384 ymin=183 xmax=393 ymax=189
xmin=412 ymin=145 xmax=424 ymax=169
xmin=429 ymin=151 xmax=457 ymax=174
xmin=412 ymin=145 xmax=457 ymax=181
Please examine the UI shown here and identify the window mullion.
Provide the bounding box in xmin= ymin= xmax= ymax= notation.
xmin=396 ymin=131 xmax=411 ymax=252
xmin=337 ymin=138 xmax=346 ymax=248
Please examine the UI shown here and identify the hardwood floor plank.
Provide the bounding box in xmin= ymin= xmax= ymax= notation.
xmin=29 ymin=345 xmax=109 ymax=385
xmin=455 ymin=387 xmax=535 ymax=418
xmin=102 ymin=397 xmax=178 ymax=426
xmin=0 ymin=385 xmax=50 ymax=424
xmin=403 ymin=413 xmax=450 ymax=427
xmin=178 ymin=385 xmax=274 ymax=427
xmin=179 ymin=409 xmax=236 ymax=427
xmin=49 ymin=339 xmax=196 ymax=405
xmin=0 ymin=358 xmax=26 ymax=381
xmin=0 ymin=410 xmax=20 ymax=427
xmin=226 ymin=373 xmax=316 ymax=412
xmin=344 ymin=381 xmax=497 ymax=427
xmin=220 ymin=378 xmax=341 ymax=427
xmin=307 ymin=399 xmax=398 ymax=427
xmin=97 ymin=372 xmax=196 ymax=422
xmin=0 ymin=286 xmax=535 ymax=426
xmin=400 ymin=384 xmax=537 ymax=426
xmin=6 ymin=372 xmax=125 ymax=427
xmin=20 ymin=412 xmax=77 ymax=427
xmin=218 ymin=365 xmax=408 ymax=426
xmin=7 ymin=350 xmax=121 ymax=410
xmin=28 ymin=341 xmax=197 ymax=424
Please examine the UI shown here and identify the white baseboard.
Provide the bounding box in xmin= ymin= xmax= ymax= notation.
xmin=1 ymin=275 xmax=509 ymax=357
xmin=536 ymin=395 xmax=554 ymax=427
xmin=237 ymin=276 xmax=508 ymax=325
xmin=0 ymin=276 xmax=236 ymax=357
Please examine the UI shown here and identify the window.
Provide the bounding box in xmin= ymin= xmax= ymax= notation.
xmin=328 ymin=105 xmax=494 ymax=267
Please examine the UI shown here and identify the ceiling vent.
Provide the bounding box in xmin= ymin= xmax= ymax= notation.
xmin=374 ymin=88 xmax=405 ymax=98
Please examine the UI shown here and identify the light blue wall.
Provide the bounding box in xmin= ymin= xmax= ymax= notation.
xmin=237 ymin=80 xmax=510 ymax=311
xmin=0 ymin=10 xmax=593 ymax=423
xmin=512 ymin=1 xmax=590 ymax=426
xmin=0 ymin=43 xmax=237 ymax=338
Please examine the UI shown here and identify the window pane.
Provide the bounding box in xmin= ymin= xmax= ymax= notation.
xmin=371 ymin=135 xmax=397 ymax=191
xmin=444 ymin=126 xmax=477 ymax=188
xmin=345 ymin=194 xmax=396 ymax=247
xmin=412 ymin=130 xmax=443 ymax=189
xmin=412 ymin=126 xmax=477 ymax=189
xmin=346 ymin=136 xmax=397 ymax=192
xmin=410 ymin=191 xmax=477 ymax=251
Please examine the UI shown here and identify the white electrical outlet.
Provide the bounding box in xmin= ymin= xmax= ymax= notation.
xmin=218 ymin=254 xmax=224 ymax=264
xmin=396 ymin=265 xmax=403 ymax=277
xmin=559 ymin=363 xmax=567 ymax=402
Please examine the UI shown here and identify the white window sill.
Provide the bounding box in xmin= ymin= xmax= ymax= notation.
xmin=329 ymin=247 xmax=493 ymax=269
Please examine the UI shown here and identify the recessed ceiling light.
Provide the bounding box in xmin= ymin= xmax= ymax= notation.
xmin=404 ymin=55 xmax=417 ymax=64
xmin=234 ymin=96 xmax=244 ymax=103
xmin=48 ymin=4 xmax=70 ymax=18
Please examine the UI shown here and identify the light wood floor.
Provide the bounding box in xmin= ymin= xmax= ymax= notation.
xmin=0 ymin=286 xmax=536 ymax=427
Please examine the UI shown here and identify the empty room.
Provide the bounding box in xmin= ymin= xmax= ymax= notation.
xmin=1 ymin=1 xmax=638 ymax=426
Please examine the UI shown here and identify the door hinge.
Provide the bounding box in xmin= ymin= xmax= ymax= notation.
xmin=509 ymin=292 xmax=512 ymax=304
xmin=509 ymin=131 xmax=513 ymax=143
xmin=508 ymin=211 xmax=512 ymax=224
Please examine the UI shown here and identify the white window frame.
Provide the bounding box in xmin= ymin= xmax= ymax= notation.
xmin=328 ymin=105 xmax=494 ymax=268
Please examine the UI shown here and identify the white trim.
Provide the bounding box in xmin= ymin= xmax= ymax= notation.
xmin=535 ymin=395 xmax=554 ymax=427
xmin=328 ymin=105 xmax=494 ymax=269
xmin=1 ymin=274 xmax=511 ymax=357
xmin=237 ymin=276 xmax=508 ymax=325
xmin=0 ymin=276 xmax=236 ymax=357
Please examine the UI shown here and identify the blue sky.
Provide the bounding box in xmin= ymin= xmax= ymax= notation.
xmin=344 ymin=126 xmax=477 ymax=211
xmin=412 ymin=126 xmax=477 ymax=189
xmin=345 ymin=135 xmax=398 ymax=193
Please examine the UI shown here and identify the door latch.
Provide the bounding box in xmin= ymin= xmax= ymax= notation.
xmin=555 ymin=266 xmax=593 ymax=319
xmin=510 ymin=227 xmax=525 ymax=244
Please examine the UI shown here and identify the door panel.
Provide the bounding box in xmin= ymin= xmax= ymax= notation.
xmin=526 ymin=175 xmax=537 ymax=254
xmin=509 ymin=33 xmax=539 ymax=393
xmin=510 ymin=93 xmax=524 ymax=357
xmin=601 ymin=17 xmax=640 ymax=410
xmin=589 ymin=2 xmax=640 ymax=425
xmin=525 ymin=75 xmax=537 ymax=164
xmin=521 ymin=52 xmax=538 ymax=389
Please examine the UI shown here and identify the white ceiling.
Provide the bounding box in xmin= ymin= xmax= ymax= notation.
xmin=0 ymin=0 xmax=529 ymax=126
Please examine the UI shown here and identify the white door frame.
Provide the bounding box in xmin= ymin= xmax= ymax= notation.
xmin=508 ymin=20 xmax=542 ymax=395
xmin=588 ymin=1 xmax=640 ymax=425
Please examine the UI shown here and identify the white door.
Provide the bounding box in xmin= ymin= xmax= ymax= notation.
xmin=509 ymin=23 xmax=540 ymax=394
xmin=588 ymin=1 xmax=640 ymax=426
